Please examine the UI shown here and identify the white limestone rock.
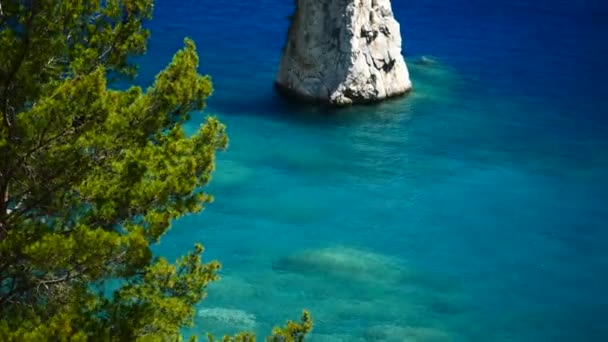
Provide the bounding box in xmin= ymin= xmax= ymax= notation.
xmin=276 ymin=0 xmax=412 ymax=105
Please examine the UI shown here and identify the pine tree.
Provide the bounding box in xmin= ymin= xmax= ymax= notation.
xmin=0 ymin=1 xmax=311 ymax=340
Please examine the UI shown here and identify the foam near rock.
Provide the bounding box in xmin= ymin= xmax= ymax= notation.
xmin=407 ymin=57 xmax=462 ymax=104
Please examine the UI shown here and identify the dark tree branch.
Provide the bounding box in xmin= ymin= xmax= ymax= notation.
xmin=6 ymin=156 xmax=84 ymax=224
xmin=1 ymin=250 xmax=127 ymax=307
xmin=0 ymin=1 xmax=40 ymax=234
xmin=1 ymin=2 xmax=37 ymax=136
xmin=0 ymin=4 xmax=5 ymax=30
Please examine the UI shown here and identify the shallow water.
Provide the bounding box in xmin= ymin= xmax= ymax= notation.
xmin=139 ymin=1 xmax=608 ymax=340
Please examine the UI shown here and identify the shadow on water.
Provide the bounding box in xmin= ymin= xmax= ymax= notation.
xmin=207 ymin=55 xmax=465 ymax=131
xmin=211 ymin=89 xmax=415 ymax=127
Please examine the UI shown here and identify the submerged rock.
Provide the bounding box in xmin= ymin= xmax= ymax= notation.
xmin=364 ymin=325 xmax=452 ymax=342
xmin=206 ymin=275 xmax=258 ymax=300
xmin=273 ymin=246 xmax=406 ymax=283
xmin=311 ymin=333 xmax=364 ymax=342
xmin=197 ymin=307 xmax=256 ymax=329
xmin=276 ymin=0 xmax=412 ymax=105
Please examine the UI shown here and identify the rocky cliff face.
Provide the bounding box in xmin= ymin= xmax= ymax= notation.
xmin=276 ymin=0 xmax=412 ymax=105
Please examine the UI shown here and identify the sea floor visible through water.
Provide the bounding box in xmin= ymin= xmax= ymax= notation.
xmin=141 ymin=1 xmax=608 ymax=341
xmin=149 ymin=59 xmax=608 ymax=342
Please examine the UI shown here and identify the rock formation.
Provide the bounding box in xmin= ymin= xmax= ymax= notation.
xmin=276 ymin=0 xmax=412 ymax=105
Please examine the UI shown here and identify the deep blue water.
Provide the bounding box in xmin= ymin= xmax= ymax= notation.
xmin=137 ymin=1 xmax=608 ymax=340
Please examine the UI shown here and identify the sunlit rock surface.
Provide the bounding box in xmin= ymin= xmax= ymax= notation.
xmin=276 ymin=0 xmax=412 ymax=105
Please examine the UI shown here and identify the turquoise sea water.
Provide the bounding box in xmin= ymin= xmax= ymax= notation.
xmin=138 ymin=1 xmax=608 ymax=340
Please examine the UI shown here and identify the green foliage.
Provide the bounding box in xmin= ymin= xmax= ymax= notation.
xmin=267 ymin=311 xmax=313 ymax=342
xmin=205 ymin=311 xmax=313 ymax=342
xmin=0 ymin=1 xmax=310 ymax=340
